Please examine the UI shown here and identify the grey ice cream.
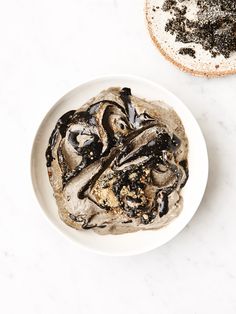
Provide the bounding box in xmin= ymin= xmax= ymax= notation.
xmin=46 ymin=87 xmax=188 ymax=235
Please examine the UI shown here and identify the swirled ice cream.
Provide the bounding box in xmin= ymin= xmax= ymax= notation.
xmin=46 ymin=87 xmax=188 ymax=235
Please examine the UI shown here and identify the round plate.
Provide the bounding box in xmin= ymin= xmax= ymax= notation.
xmin=31 ymin=75 xmax=208 ymax=256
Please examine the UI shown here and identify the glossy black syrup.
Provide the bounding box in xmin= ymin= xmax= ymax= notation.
xmin=46 ymin=110 xmax=75 ymax=167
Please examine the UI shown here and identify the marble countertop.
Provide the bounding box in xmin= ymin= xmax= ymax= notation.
xmin=0 ymin=0 xmax=236 ymax=313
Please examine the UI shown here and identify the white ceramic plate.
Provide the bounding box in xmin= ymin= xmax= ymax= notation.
xmin=31 ymin=75 xmax=208 ymax=256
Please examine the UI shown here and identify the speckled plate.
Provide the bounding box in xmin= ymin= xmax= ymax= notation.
xmin=31 ymin=75 xmax=208 ymax=256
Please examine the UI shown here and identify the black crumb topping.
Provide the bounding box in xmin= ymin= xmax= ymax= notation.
xmin=154 ymin=0 xmax=236 ymax=58
xmin=179 ymin=47 xmax=196 ymax=58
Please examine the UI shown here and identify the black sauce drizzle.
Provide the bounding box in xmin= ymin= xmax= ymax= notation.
xmin=46 ymin=110 xmax=75 ymax=167
xmin=120 ymin=87 xmax=137 ymax=127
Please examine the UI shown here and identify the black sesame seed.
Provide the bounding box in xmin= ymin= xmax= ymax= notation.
xmin=162 ymin=0 xmax=236 ymax=58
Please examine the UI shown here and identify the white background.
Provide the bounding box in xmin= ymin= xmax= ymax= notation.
xmin=0 ymin=0 xmax=236 ymax=313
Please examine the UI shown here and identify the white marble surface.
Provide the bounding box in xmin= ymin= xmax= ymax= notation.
xmin=0 ymin=0 xmax=236 ymax=313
